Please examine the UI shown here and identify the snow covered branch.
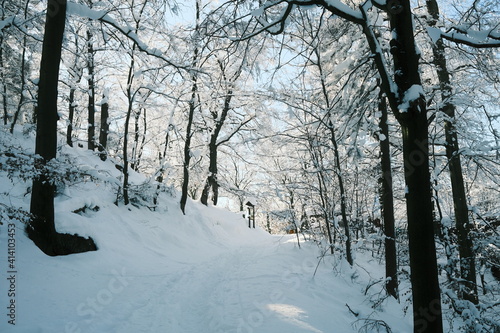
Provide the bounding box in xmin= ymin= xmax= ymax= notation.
xmin=66 ymin=2 xmax=190 ymax=70
xmin=234 ymin=0 xmax=363 ymax=40
xmin=427 ymin=26 xmax=500 ymax=48
xmin=216 ymin=116 xmax=255 ymax=146
xmin=359 ymin=2 xmax=399 ymax=113
xmin=0 ymin=16 xmax=15 ymax=31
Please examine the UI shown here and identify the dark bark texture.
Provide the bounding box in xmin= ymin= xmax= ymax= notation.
xmin=387 ymin=1 xmax=443 ymax=332
xmin=378 ymin=91 xmax=399 ymax=300
xmin=28 ymin=0 xmax=97 ymax=256
xmin=98 ymin=94 xmax=109 ymax=161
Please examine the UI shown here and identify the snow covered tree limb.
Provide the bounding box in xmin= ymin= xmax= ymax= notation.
xmin=295 ymin=0 xmax=363 ymax=24
xmin=66 ymin=2 xmax=190 ymax=71
xmin=231 ymin=0 xmax=363 ymax=40
xmin=359 ymin=3 xmax=399 ymax=115
xmin=0 ymin=16 xmax=15 ymax=31
xmin=235 ymin=0 xmax=402 ymax=111
xmin=428 ymin=26 xmax=500 ymax=48
xmin=0 ymin=15 xmax=44 ymax=43
xmin=216 ymin=116 xmax=255 ymax=147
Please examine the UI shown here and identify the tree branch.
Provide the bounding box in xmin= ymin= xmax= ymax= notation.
xmin=67 ymin=2 xmax=191 ymax=71
xmin=216 ymin=117 xmax=255 ymax=146
xmin=428 ymin=26 xmax=500 ymax=48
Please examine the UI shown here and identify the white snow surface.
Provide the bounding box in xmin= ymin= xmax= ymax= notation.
xmin=427 ymin=27 xmax=442 ymax=44
xmin=323 ymin=0 xmax=363 ymax=21
xmin=399 ymin=84 xmax=424 ymax=112
xmin=0 ymin=130 xmax=413 ymax=333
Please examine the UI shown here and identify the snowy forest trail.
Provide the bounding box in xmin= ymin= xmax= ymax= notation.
xmin=113 ymin=236 xmax=344 ymax=333
xmin=0 ymin=199 xmax=410 ymax=333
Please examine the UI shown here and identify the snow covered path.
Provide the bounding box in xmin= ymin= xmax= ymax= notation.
xmin=87 ymin=236 xmax=353 ymax=333
xmin=1 ymin=198 xmax=410 ymax=333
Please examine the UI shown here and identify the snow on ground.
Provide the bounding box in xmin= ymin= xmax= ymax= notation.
xmin=0 ymin=130 xmax=413 ymax=333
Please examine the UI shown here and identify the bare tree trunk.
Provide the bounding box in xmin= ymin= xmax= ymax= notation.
xmin=200 ymin=145 xmax=218 ymax=206
xmin=66 ymin=34 xmax=82 ymax=147
xmin=378 ymin=88 xmax=399 ymax=299
xmin=313 ymin=41 xmax=352 ymax=263
xmin=120 ymin=0 xmax=147 ymax=205
xmin=387 ymin=2 xmax=443 ymax=331
xmin=153 ymin=124 xmax=172 ymax=207
xmin=86 ymin=24 xmax=96 ymax=151
xmin=29 ymin=0 xmax=96 ymax=255
xmin=122 ymin=50 xmax=136 ymax=206
xmin=308 ymin=137 xmax=334 ymax=254
xmin=131 ymin=109 xmax=141 ymax=170
xmin=98 ymin=91 xmax=109 ymax=160
xmin=328 ymin=121 xmax=353 ymax=265
xmin=67 ymin=86 xmax=75 ymax=146
xmin=320 ymin=182 xmax=334 ymax=252
xmin=180 ymin=0 xmax=201 ymax=214
xmin=200 ymin=88 xmax=233 ymax=206
xmin=426 ymin=0 xmax=478 ymax=304
xmin=288 ymin=186 xmax=301 ymax=248
xmin=134 ymin=108 xmax=147 ymax=171
xmin=180 ymin=77 xmax=197 ymax=214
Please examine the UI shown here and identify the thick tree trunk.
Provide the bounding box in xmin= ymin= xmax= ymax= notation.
xmin=426 ymin=0 xmax=478 ymax=304
xmin=387 ymin=1 xmax=443 ymax=332
xmin=29 ymin=0 xmax=96 ymax=256
xmin=30 ymin=0 xmax=70 ymax=238
xmin=378 ymin=90 xmax=399 ymax=300
xmin=400 ymin=110 xmax=442 ymax=333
